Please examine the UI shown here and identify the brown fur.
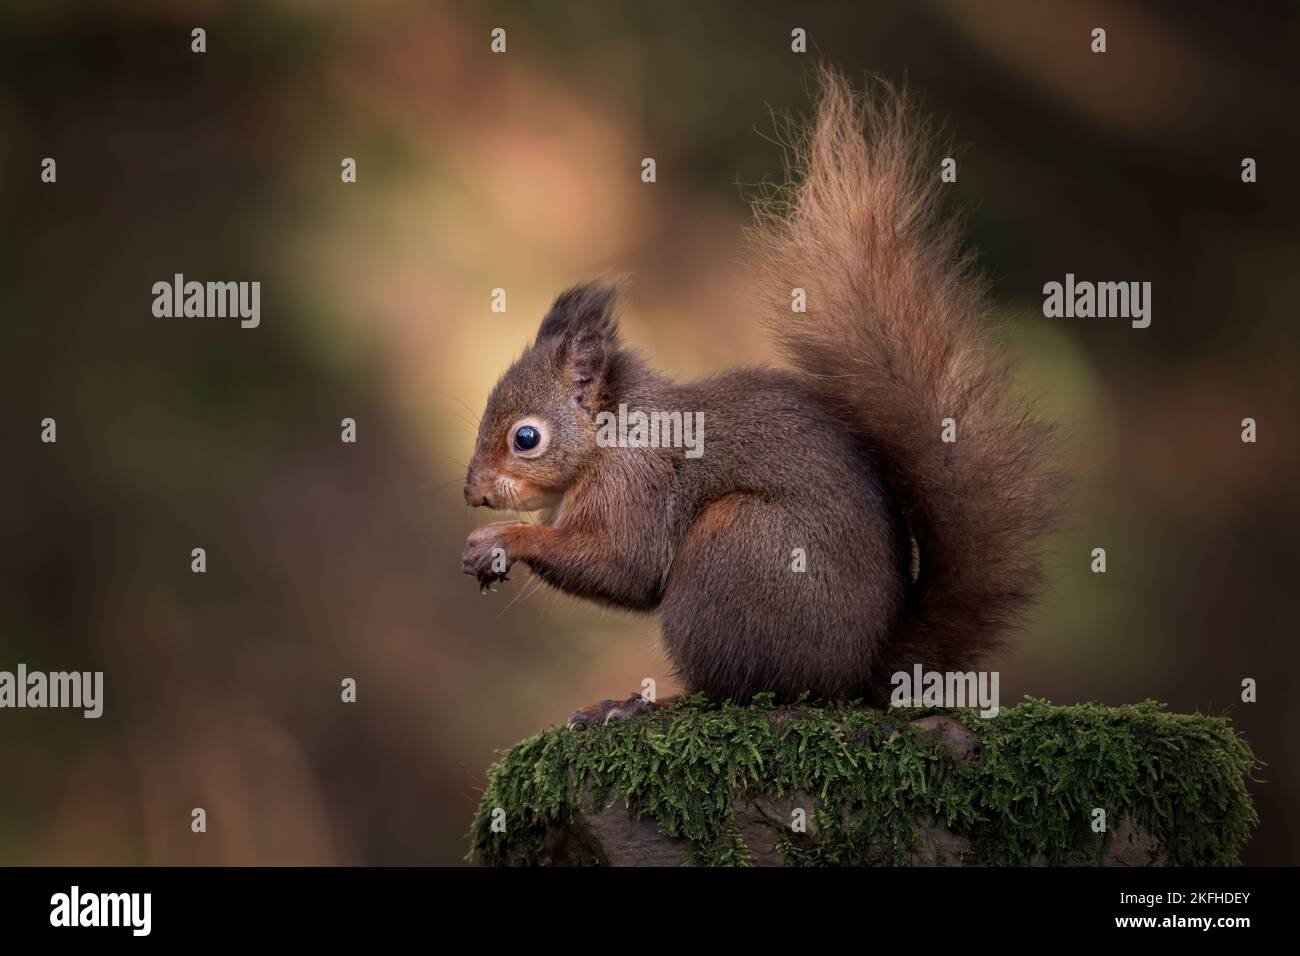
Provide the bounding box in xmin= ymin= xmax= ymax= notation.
xmin=463 ymin=68 xmax=1060 ymax=706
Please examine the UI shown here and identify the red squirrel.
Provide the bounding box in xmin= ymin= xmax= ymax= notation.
xmin=462 ymin=68 xmax=1059 ymax=725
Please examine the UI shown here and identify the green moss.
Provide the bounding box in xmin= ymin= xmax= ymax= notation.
xmin=469 ymin=696 xmax=1258 ymax=866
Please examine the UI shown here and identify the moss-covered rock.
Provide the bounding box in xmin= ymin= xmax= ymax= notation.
xmin=470 ymin=696 xmax=1258 ymax=866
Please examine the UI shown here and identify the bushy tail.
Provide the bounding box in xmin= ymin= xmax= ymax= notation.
xmin=748 ymin=67 xmax=1061 ymax=686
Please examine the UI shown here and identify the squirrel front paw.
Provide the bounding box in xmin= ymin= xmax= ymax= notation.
xmin=462 ymin=523 xmax=518 ymax=591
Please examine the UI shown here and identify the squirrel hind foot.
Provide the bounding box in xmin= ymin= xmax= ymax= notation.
xmin=566 ymin=692 xmax=670 ymax=729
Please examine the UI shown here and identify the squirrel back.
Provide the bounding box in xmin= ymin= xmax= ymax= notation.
xmin=747 ymin=67 xmax=1061 ymax=685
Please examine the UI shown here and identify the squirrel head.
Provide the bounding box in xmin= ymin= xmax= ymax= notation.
xmin=465 ymin=281 xmax=624 ymax=511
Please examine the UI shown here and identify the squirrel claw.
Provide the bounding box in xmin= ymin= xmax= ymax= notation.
xmin=473 ymin=568 xmax=510 ymax=592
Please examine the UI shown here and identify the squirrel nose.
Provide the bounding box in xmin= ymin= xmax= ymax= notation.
xmin=464 ymin=476 xmax=490 ymax=508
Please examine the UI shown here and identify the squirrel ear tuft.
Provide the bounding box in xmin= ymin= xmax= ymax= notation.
xmin=537 ymin=281 xmax=624 ymax=410
xmin=536 ymin=280 xmax=622 ymax=349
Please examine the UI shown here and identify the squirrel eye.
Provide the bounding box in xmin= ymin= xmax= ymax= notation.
xmin=509 ymin=420 xmax=548 ymax=457
xmin=514 ymin=426 xmax=540 ymax=451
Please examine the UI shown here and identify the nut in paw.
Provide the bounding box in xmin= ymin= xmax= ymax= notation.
xmin=462 ymin=524 xmax=516 ymax=590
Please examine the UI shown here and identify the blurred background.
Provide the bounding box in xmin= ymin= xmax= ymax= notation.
xmin=1 ymin=0 xmax=1297 ymax=865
